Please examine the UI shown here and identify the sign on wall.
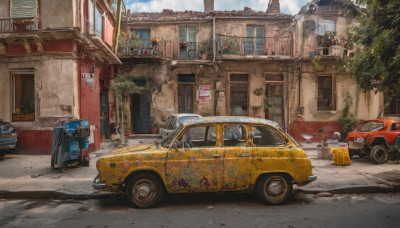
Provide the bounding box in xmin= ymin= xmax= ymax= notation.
xmin=199 ymin=85 xmax=211 ymax=103
xmin=82 ymin=73 xmax=94 ymax=87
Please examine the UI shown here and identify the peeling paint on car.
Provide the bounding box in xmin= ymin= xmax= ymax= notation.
xmin=94 ymin=116 xmax=315 ymax=194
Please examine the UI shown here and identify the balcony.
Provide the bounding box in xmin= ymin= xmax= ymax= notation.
xmin=216 ymin=35 xmax=293 ymax=57
xmin=316 ymin=35 xmax=349 ymax=58
xmin=117 ymin=39 xmax=213 ymax=61
xmin=0 ymin=17 xmax=40 ymax=33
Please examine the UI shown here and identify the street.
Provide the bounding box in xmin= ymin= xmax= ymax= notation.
xmin=1 ymin=193 xmax=399 ymax=228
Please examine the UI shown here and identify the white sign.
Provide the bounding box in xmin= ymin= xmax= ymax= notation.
xmin=199 ymin=85 xmax=211 ymax=103
xmin=82 ymin=73 xmax=94 ymax=79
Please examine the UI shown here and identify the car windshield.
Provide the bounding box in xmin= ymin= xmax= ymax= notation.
xmin=161 ymin=125 xmax=182 ymax=148
xmin=177 ymin=116 xmax=199 ymax=125
xmin=357 ymin=121 xmax=385 ymax=132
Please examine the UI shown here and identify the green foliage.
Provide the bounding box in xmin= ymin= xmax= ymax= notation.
xmin=343 ymin=0 xmax=400 ymax=93
xmin=223 ymin=38 xmax=239 ymax=54
xmin=338 ymin=93 xmax=357 ymax=140
xmin=199 ymin=40 xmax=213 ymax=59
xmin=111 ymin=74 xmax=141 ymax=96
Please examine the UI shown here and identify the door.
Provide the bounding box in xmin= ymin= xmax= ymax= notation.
xmin=166 ymin=124 xmax=223 ymax=193
xmin=132 ymin=93 xmax=151 ymax=133
xmin=100 ymin=92 xmax=109 ymax=139
xmin=221 ymin=124 xmax=252 ymax=190
xmin=178 ymin=84 xmax=193 ymax=113
xmin=265 ymin=85 xmax=284 ymax=127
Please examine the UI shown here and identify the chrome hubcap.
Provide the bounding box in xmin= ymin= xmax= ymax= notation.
xmin=137 ymin=184 xmax=151 ymax=197
xmin=268 ymin=180 xmax=284 ymax=196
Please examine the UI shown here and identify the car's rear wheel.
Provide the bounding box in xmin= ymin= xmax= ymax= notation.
xmin=256 ymin=174 xmax=292 ymax=205
xmin=127 ymin=173 xmax=163 ymax=208
xmin=370 ymin=145 xmax=387 ymax=164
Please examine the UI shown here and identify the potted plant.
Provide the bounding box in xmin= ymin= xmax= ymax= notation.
xmin=199 ymin=40 xmax=212 ymax=60
xmin=151 ymin=122 xmax=159 ymax=134
xmin=179 ymin=42 xmax=188 ymax=50
xmin=151 ymin=37 xmax=160 ymax=46
xmin=124 ymin=127 xmax=132 ymax=136
xmin=253 ymin=88 xmax=263 ymax=96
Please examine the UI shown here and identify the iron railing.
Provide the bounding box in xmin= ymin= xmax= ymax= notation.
xmin=0 ymin=17 xmax=40 ymax=33
xmin=216 ymin=35 xmax=293 ymax=56
xmin=118 ymin=39 xmax=214 ymax=60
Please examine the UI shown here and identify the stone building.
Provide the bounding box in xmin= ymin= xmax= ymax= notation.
xmin=116 ymin=0 xmax=385 ymax=142
xmin=0 ymin=0 xmax=123 ymax=153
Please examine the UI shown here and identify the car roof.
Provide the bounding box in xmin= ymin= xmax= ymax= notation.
xmin=170 ymin=113 xmax=202 ymax=118
xmin=180 ymin=116 xmax=280 ymax=128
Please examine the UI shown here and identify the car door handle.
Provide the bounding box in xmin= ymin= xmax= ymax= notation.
xmin=211 ymin=154 xmax=221 ymax=159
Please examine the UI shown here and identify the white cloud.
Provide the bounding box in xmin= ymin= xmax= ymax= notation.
xmin=126 ymin=0 xmax=307 ymax=15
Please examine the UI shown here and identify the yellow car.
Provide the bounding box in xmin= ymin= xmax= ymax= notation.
xmin=93 ymin=116 xmax=316 ymax=208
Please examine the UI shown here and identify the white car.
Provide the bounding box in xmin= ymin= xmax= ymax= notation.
xmin=159 ymin=114 xmax=201 ymax=139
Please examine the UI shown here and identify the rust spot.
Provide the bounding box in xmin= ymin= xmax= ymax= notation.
xmin=200 ymin=176 xmax=211 ymax=187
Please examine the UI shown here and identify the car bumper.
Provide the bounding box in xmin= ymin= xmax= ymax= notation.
xmin=92 ymin=174 xmax=106 ymax=190
xmin=308 ymin=175 xmax=317 ymax=182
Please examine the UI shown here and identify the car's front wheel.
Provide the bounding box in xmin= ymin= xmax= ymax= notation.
xmin=127 ymin=173 xmax=164 ymax=208
xmin=256 ymin=174 xmax=292 ymax=205
xmin=370 ymin=145 xmax=388 ymax=164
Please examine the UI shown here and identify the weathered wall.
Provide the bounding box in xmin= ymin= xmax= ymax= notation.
xmin=0 ymin=1 xmax=8 ymax=18
xmin=41 ymin=0 xmax=74 ymax=29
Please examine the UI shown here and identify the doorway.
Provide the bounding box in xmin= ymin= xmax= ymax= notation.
xmin=178 ymin=84 xmax=193 ymax=113
xmin=132 ymin=93 xmax=151 ymax=133
xmin=100 ymin=91 xmax=109 ymax=139
xmin=265 ymin=84 xmax=284 ymax=127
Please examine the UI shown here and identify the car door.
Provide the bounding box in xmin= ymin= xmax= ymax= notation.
xmin=166 ymin=124 xmax=223 ymax=193
xmin=220 ymin=124 xmax=253 ymax=190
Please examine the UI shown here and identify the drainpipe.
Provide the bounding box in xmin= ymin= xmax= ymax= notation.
xmin=213 ymin=17 xmax=217 ymax=115
xmin=213 ymin=17 xmax=216 ymax=64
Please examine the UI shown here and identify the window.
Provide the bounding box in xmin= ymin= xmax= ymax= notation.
xmin=303 ymin=20 xmax=316 ymax=34
xmin=12 ymin=73 xmax=35 ymax=122
xmin=223 ymin=125 xmax=247 ymax=147
xmin=88 ymin=0 xmax=103 ymax=37
xmin=252 ymin=126 xmax=286 ymax=146
xmin=318 ymin=18 xmax=335 ymax=35
xmin=10 ymin=0 xmax=39 ymax=31
xmin=177 ymin=125 xmax=217 ymax=148
xmin=384 ymin=90 xmax=400 ymax=115
xmin=245 ymin=26 xmax=264 ymax=55
xmin=131 ymin=29 xmax=150 ymax=49
xmin=317 ymin=76 xmax=334 ymax=111
xmin=179 ymin=27 xmax=197 ymax=60
xmin=230 ymin=74 xmax=248 ymax=116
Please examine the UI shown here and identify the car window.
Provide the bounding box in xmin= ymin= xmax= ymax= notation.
xmin=223 ymin=125 xmax=246 ymax=147
xmin=391 ymin=123 xmax=400 ymax=131
xmin=161 ymin=125 xmax=182 ymax=148
xmin=177 ymin=116 xmax=199 ymax=126
xmin=176 ymin=125 xmax=217 ymax=149
xmin=357 ymin=121 xmax=384 ymax=132
xmin=163 ymin=117 xmax=172 ymax=129
xmin=169 ymin=117 xmax=177 ymax=130
xmin=252 ymin=125 xmax=286 ymax=146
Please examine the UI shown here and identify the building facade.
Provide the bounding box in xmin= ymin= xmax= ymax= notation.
xmin=116 ymin=0 xmax=384 ymax=142
xmin=0 ymin=0 xmax=122 ymax=153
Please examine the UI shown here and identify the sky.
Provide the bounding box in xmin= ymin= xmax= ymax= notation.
xmin=125 ymin=0 xmax=310 ymax=15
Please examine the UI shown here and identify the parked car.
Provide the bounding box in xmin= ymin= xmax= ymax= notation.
xmin=346 ymin=119 xmax=400 ymax=164
xmin=0 ymin=119 xmax=18 ymax=157
xmin=159 ymin=114 xmax=201 ymax=139
xmin=93 ymin=116 xmax=316 ymax=208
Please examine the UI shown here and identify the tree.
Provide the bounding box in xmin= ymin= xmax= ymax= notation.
xmin=343 ymin=0 xmax=400 ymax=93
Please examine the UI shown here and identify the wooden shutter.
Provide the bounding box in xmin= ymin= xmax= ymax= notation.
xmin=11 ymin=0 xmax=37 ymax=18
xmin=179 ymin=27 xmax=187 ymax=42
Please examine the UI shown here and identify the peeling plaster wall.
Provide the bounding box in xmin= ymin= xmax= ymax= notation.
xmin=300 ymin=62 xmax=383 ymax=122
xmin=41 ymin=0 xmax=75 ymax=29
xmin=0 ymin=1 xmax=8 ymax=18
xmin=0 ymin=56 xmax=78 ymax=128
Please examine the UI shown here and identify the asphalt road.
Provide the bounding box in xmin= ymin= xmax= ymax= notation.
xmin=1 ymin=193 xmax=399 ymax=228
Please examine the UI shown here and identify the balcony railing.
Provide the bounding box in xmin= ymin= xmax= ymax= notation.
xmin=118 ymin=39 xmax=214 ymax=60
xmin=217 ymin=35 xmax=293 ymax=57
xmin=0 ymin=17 xmax=40 ymax=33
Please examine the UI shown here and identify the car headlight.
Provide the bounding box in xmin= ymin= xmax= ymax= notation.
xmin=11 ymin=133 xmax=17 ymax=137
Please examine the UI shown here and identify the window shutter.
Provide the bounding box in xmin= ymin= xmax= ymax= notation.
xmin=179 ymin=27 xmax=187 ymax=42
xmin=11 ymin=0 xmax=37 ymax=18
xmin=246 ymin=26 xmax=254 ymax=37
xmin=188 ymin=27 xmax=197 ymax=42
xmin=256 ymin=26 xmax=264 ymax=37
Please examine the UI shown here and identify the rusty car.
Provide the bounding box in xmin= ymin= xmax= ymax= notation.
xmin=346 ymin=119 xmax=400 ymax=163
xmin=93 ymin=116 xmax=316 ymax=208
xmin=0 ymin=119 xmax=18 ymax=157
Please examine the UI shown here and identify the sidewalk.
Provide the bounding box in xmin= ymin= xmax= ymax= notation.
xmin=0 ymin=141 xmax=399 ymax=200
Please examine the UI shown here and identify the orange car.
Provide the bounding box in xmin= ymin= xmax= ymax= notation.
xmin=346 ymin=119 xmax=400 ymax=163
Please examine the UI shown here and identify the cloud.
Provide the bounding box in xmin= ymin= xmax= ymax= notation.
xmin=125 ymin=0 xmax=308 ymax=15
